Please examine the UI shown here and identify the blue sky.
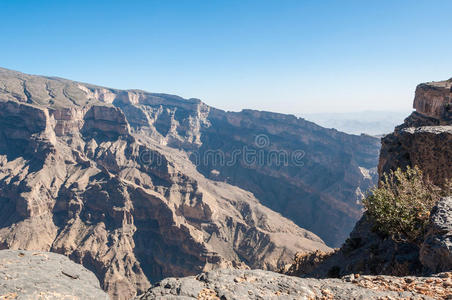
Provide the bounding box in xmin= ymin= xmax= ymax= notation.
xmin=1 ymin=0 xmax=451 ymax=113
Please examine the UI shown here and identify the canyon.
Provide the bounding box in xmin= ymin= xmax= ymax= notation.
xmin=0 ymin=67 xmax=380 ymax=299
xmin=0 ymin=68 xmax=450 ymax=299
xmin=140 ymin=79 xmax=452 ymax=299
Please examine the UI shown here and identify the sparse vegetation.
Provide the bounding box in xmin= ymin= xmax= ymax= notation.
xmin=363 ymin=166 xmax=451 ymax=244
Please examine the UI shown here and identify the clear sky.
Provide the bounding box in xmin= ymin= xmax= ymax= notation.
xmin=1 ymin=0 xmax=451 ymax=114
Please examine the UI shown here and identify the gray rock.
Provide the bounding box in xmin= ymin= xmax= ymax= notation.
xmin=379 ymin=77 xmax=452 ymax=188
xmin=0 ymin=250 xmax=109 ymax=300
xmin=137 ymin=268 xmax=436 ymax=300
xmin=420 ymin=197 xmax=452 ymax=273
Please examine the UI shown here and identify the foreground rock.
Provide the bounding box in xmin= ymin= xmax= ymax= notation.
xmin=138 ymin=268 xmax=452 ymax=299
xmin=421 ymin=197 xmax=452 ymax=273
xmin=0 ymin=250 xmax=108 ymax=300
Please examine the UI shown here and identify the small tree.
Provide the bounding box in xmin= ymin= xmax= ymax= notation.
xmin=363 ymin=166 xmax=450 ymax=244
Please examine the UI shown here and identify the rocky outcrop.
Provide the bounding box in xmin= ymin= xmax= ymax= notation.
xmin=413 ymin=78 xmax=452 ymax=121
xmin=283 ymin=78 xmax=452 ymax=280
xmin=138 ymin=268 xmax=452 ymax=300
xmin=379 ymin=125 xmax=452 ymax=186
xmin=281 ymin=250 xmax=336 ymax=277
xmin=379 ymin=79 xmax=452 ymax=186
xmin=0 ymin=68 xmax=335 ymax=299
xmin=0 ymin=250 xmax=108 ymax=300
xmin=420 ymin=197 xmax=452 ymax=273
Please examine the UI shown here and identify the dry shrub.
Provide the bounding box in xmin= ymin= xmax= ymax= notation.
xmin=363 ymin=166 xmax=451 ymax=244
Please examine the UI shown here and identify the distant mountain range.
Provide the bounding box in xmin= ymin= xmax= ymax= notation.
xmin=301 ymin=111 xmax=412 ymax=136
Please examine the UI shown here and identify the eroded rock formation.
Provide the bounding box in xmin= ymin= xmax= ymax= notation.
xmin=413 ymin=78 xmax=452 ymax=121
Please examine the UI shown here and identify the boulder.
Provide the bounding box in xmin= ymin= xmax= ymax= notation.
xmin=420 ymin=197 xmax=452 ymax=273
xmin=0 ymin=250 xmax=108 ymax=300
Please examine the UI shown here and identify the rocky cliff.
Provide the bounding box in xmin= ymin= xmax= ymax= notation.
xmin=0 ymin=67 xmax=367 ymax=299
xmin=283 ymin=77 xmax=452 ymax=280
xmin=379 ymin=78 xmax=452 ymax=186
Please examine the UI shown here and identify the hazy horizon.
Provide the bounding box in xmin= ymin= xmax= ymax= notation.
xmin=1 ymin=1 xmax=451 ymax=114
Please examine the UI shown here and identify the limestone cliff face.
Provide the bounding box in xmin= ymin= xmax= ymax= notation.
xmin=0 ymin=68 xmax=332 ymax=299
xmin=198 ymin=109 xmax=379 ymax=247
xmin=413 ymin=78 xmax=452 ymax=121
xmin=379 ymin=79 xmax=452 ymax=186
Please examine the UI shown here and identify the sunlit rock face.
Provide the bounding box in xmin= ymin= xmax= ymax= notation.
xmin=0 ymin=67 xmax=380 ymax=298
xmin=379 ymin=78 xmax=452 ymax=186
xmin=413 ymin=78 xmax=452 ymax=121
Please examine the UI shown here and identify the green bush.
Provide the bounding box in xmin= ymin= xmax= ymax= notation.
xmin=363 ymin=166 xmax=450 ymax=244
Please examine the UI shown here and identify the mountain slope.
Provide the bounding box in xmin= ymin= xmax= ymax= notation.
xmin=0 ymin=67 xmax=380 ymax=246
